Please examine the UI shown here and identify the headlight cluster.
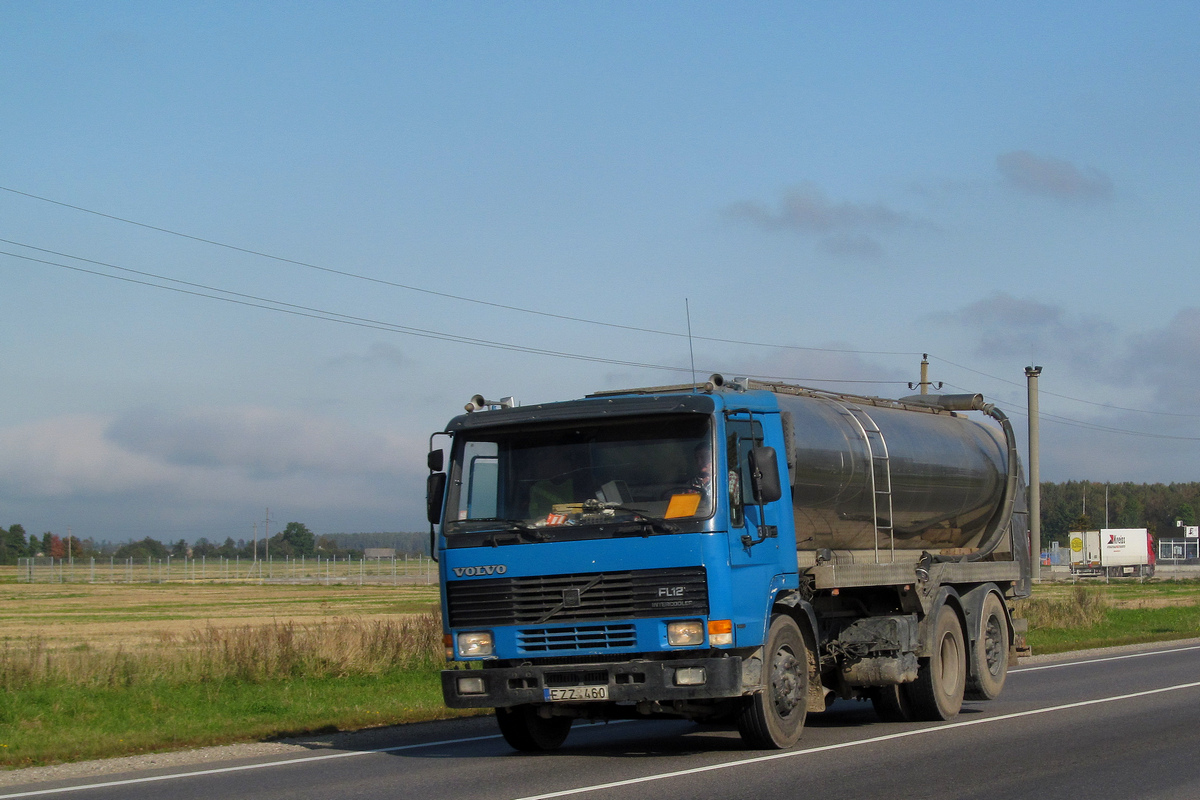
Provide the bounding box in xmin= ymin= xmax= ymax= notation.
xmin=456 ymin=631 xmax=494 ymax=658
xmin=666 ymin=619 xmax=733 ymax=647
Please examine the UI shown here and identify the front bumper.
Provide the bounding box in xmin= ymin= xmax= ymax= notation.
xmin=442 ymin=655 xmax=744 ymax=709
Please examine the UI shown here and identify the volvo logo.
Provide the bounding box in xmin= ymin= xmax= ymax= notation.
xmin=453 ymin=564 xmax=507 ymax=577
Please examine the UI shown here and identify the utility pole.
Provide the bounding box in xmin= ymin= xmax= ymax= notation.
xmin=908 ymin=354 xmax=943 ymax=395
xmin=1026 ymin=365 xmax=1042 ymax=583
xmin=265 ymin=508 xmax=270 ymax=564
xmin=252 ymin=523 xmax=257 ymax=563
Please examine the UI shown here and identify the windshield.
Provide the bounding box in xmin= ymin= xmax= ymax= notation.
xmin=444 ymin=415 xmax=714 ymax=535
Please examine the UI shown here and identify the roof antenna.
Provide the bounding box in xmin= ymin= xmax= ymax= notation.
xmin=686 ymin=298 xmax=697 ymax=392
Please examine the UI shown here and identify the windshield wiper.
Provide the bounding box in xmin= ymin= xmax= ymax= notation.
xmin=452 ymin=518 xmax=548 ymax=544
xmin=600 ymin=504 xmax=680 ymax=535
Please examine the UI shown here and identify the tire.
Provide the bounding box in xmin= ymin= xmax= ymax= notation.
xmin=965 ymin=593 xmax=1009 ymax=701
xmin=905 ymin=604 xmax=966 ymax=721
xmin=870 ymin=684 xmax=914 ymax=722
xmin=737 ymin=615 xmax=808 ymax=749
xmin=495 ymin=705 xmax=573 ymax=752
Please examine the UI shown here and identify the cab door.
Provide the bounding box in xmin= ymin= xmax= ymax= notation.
xmin=724 ymin=413 xmax=793 ymax=641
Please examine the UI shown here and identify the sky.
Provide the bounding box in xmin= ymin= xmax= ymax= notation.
xmin=2 ymin=2 xmax=1198 ymax=544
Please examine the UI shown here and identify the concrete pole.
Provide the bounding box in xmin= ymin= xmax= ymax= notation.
xmin=1026 ymin=366 xmax=1043 ymax=583
xmin=920 ymin=355 xmax=930 ymax=395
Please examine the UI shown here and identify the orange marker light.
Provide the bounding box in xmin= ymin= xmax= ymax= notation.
xmin=708 ymin=619 xmax=733 ymax=646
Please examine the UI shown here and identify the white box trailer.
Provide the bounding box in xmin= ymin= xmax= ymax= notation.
xmin=1069 ymin=528 xmax=1154 ymax=577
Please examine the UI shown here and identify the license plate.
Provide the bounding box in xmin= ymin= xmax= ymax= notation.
xmin=545 ymin=685 xmax=608 ymax=702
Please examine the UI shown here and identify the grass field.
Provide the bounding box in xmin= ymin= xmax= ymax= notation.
xmin=2 ymin=578 xmax=440 ymax=651
xmin=1016 ymin=580 xmax=1200 ymax=653
xmin=2 ymin=568 xmax=1199 ymax=769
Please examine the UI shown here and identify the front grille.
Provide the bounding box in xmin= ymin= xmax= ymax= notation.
xmin=446 ymin=566 xmax=707 ymax=628
xmin=518 ymin=624 xmax=636 ymax=653
xmin=544 ymin=669 xmax=610 ymax=686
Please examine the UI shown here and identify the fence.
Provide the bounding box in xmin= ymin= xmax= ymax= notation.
xmin=16 ymin=554 xmax=437 ymax=585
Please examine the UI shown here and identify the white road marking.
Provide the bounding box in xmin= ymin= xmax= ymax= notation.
xmin=509 ymin=679 xmax=1200 ymax=800
xmin=5 ymin=643 xmax=1198 ymax=799
xmin=0 ymin=733 xmax=506 ymax=799
xmin=1011 ymin=643 xmax=1200 ymax=673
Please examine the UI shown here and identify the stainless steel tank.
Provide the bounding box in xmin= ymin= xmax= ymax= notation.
xmin=774 ymin=392 xmax=1010 ymax=556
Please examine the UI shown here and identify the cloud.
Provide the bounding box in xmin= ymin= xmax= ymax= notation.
xmin=996 ymin=151 xmax=1113 ymax=201
xmin=728 ymin=185 xmax=916 ymax=233
xmin=327 ymin=342 xmax=411 ymax=370
xmin=934 ymin=292 xmax=1116 ymax=372
xmin=726 ymin=183 xmax=932 ymax=259
xmin=1125 ymin=307 xmax=1200 ymax=408
xmin=0 ymin=407 xmax=429 ymax=539
xmin=937 ymin=297 xmax=1200 ymax=415
xmin=105 ymin=406 xmax=408 ymax=477
xmin=819 ymin=234 xmax=885 ymax=259
xmin=0 ymin=415 xmax=176 ymax=498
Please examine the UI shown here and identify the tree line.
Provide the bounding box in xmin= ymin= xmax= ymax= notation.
xmin=0 ymin=523 xmax=429 ymax=565
xmin=1038 ymin=481 xmax=1199 ymax=546
xmin=8 ymin=481 xmax=1194 ymax=565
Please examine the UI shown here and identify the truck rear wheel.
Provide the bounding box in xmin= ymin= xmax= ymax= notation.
xmin=738 ymin=615 xmax=808 ymax=749
xmin=965 ymin=593 xmax=1009 ymax=701
xmin=496 ymin=705 xmax=573 ymax=752
xmin=906 ymin=604 xmax=966 ymax=721
xmin=870 ymin=685 xmax=914 ymax=722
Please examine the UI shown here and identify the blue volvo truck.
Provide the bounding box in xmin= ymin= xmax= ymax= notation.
xmin=427 ymin=377 xmax=1031 ymax=750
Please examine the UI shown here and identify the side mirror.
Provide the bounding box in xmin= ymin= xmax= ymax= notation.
xmin=427 ymin=450 xmax=444 ymax=472
xmin=748 ymin=446 xmax=782 ymax=504
xmin=426 ymin=472 xmax=448 ymax=524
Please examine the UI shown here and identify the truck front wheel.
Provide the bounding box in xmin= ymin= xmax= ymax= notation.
xmin=737 ymin=615 xmax=808 ymax=749
xmin=496 ymin=705 xmax=573 ymax=752
xmin=906 ymin=603 xmax=966 ymax=721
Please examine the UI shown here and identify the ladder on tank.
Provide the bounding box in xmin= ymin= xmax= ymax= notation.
xmin=833 ymin=403 xmax=895 ymax=564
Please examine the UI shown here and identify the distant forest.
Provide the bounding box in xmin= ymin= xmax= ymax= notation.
xmin=330 ymin=531 xmax=430 ymax=555
xmin=6 ymin=483 xmax=1198 ymax=566
xmin=1038 ymin=481 xmax=1200 ymax=546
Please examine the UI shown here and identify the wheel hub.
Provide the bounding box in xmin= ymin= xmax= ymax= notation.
xmin=771 ymin=647 xmax=802 ymax=716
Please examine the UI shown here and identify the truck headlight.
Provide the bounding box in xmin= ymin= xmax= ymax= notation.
xmin=674 ymin=667 xmax=707 ymax=686
xmin=667 ymin=620 xmax=704 ymax=646
xmin=456 ymin=631 xmax=494 ymax=657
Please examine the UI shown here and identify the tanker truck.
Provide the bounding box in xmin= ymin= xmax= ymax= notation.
xmin=427 ymin=377 xmax=1031 ymax=751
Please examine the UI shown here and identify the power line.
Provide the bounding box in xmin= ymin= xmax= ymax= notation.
xmin=0 ymin=185 xmax=918 ymax=358
xmin=942 ymin=382 xmax=1200 ymax=442
xmin=0 ymin=245 xmax=906 ymax=387
xmin=0 ymin=247 xmax=686 ymax=371
xmin=3 ymin=186 xmax=1192 ymax=420
xmin=929 ymin=354 xmax=1200 ymax=418
xmin=1025 ymin=409 xmax=1200 ymax=442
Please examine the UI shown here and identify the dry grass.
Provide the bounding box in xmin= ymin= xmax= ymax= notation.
xmin=1 ymin=613 xmax=443 ymax=690
xmin=0 ymin=572 xmax=445 ymax=691
xmin=1016 ymin=585 xmax=1109 ymax=629
xmin=0 ymin=579 xmax=440 ymax=651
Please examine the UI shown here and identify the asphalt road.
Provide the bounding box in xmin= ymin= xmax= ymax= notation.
xmin=6 ymin=642 xmax=1200 ymax=800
